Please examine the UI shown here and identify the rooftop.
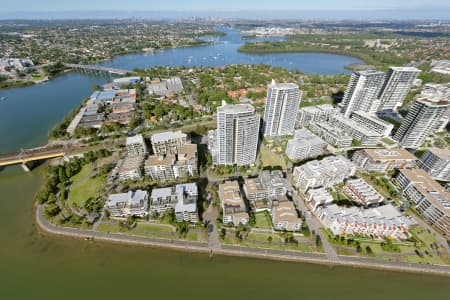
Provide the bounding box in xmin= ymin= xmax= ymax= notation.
xmin=219 ymin=181 xmax=245 ymax=207
xmin=178 ymin=144 xmax=197 ymax=161
xmin=106 ymin=190 xmax=148 ymax=207
xmin=427 ymin=148 xmax=450 ymax=161
xmin=217 ymin=103 xmax=255 ymax=114
xmin=268 ymin=80 xmax=299 ymax=90
xmin=399 ymin=168 xmax=450 ymax=212
xmin=390 ymin=66 xmax=421 ymax=72
xmin=151 ymin=130 xmax=187 ymax=144
xmin=361 ymin=148 xmax=417 ymax=161
xmin=118 ymin=156 xmax=142 ymax=173
xmin=356 ymin=70 xmax=385 ymax=76
xmin=145 ymin=155 xmax=175 ymax=167
xmin=126 ymin=134 xmax=145 ymax=146
xmin=272 ymin=201 xmax=301 ymax=223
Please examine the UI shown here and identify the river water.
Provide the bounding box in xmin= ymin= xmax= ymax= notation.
xmin=0 ymin=28 xmax=449 ymax=299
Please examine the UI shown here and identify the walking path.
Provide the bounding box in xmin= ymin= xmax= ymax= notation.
xmin=36 ymin=205 xmax=450 ymax=277
xmin=203 ymin=204 xmax=221 ymax=249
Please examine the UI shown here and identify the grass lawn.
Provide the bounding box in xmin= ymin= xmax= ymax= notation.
xmin=248 ymin=232 xmax=283 ymax=243
xmin=135 ymin=222 xmax=174 ymax=233
xmin=68 ymin=165 xmax=104 ymax=208
xmin=222 ymin=232 xmax=315 ymax=252
xmin=97 ymin=223 xmax=126 ymax=233
xmin=259 ymin=144 xmax=286 ymax=169
xmin=255 ymin=212 xmax=273 ymax=229
xmin=409 ymin=225 xmax=441 ymax=248
xmin=186 ymin=232 xmax=198 ymax=241
xmin=323 ymin=227 xmax=449 ymax=265
xmin=97 ymin=222 xmax=176 ymax=238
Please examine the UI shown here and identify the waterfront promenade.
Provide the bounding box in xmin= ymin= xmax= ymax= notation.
xmin=36 ymin=205 xmax=450 ymax=277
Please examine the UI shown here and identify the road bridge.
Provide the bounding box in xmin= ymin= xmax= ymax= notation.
xmin=0 ymin=146 xmax=66 ymax=171
xmin=64 ymin=64 xmax=132 ymax=76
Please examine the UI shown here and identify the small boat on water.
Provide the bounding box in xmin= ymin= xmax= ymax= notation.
xmin=0 ymin=96 xmax=6 ymax=100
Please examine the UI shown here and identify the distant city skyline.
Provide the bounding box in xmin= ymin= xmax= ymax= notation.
xmin=3 ymin=0 xmax=450 ymax=12
xmin=0 ymin=0 xmax=449 ymax=20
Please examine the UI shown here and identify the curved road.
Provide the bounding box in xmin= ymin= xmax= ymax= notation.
xmin=36 ymin=205 xmax=450 ymax=277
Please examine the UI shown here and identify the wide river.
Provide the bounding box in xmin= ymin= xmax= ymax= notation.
xmin=0 ymin=28 xmax=448 ymax=298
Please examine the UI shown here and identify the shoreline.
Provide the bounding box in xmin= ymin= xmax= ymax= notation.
xmin=35 ymin=205 xmax=450 ymax=278
xmin=238 ymin=45 xmax=372 ymax=67
xmin=0 ymin=40 xmax=213 ymax=91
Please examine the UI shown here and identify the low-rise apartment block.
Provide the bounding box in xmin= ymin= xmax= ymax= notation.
xmin=151 ymin=130 xmax=188 ymax=156
xmin=317 ymin=204 xmax=411 ymax=240
xmin=418 ymin=148 xmax=450 ymax=182
xmin=331 ymin=114 xmax=383 ymax=146
xmin=308 ymin=111 xmax=384 ymax=147
xmin=243 ymin=170 xmax=288 ymax=210
xmin=309 ymin=122 xmax=353 ymax=148
xmin=350 ymin=111 xmax=394 ymax=137
xmin=144 ymin=144 xmax=198 ymax=181
xmin=150 ymin=183 xmax=198 ymax=223
xmin=118 ymin=156 xmax=143 ymax=181
xmin=295 ymin=104 xmax=335 ymax=129
xmin=271 ymin=201 xmax=302 ymax=232
xmin=395 ymin=169 xmax=450 ymax=237
xmin=306 ymin=188 xmax=334 ymax=211
xmin=126 ymin=134 xmax=148 ymax=157
xmin=219 ymin=181 xmax=249 ymax=226
xmin=293 ymin=156 xmax=356 ymax=193
xmin=285 ymin=129 xmax=328 ymax=161
xmin=352 ymin=148 xmax=417 ymax=173
xmin=105 ymin=190 xmax=148 ymax=218
xmin=343 ymin=178 xmax=384 ymax=208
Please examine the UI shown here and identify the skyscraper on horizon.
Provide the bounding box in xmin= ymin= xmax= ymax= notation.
xmin=216 ymin=103 xmax=260 ymax=165
xmin=340 ymin=70 xmax=385 ymax=118
xmin=394 ymin=97 xmax=449 ymax=149
xmin=377 ymin=66 xmax=420 ymax=111
xmin=263 ymin=80 xmax=302 ymax=137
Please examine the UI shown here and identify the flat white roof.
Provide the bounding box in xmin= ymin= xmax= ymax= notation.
xmin=151 ymin=130 xmax=186 ymax=143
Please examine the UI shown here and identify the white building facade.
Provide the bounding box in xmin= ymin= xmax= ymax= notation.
xmin=341 ymin=70 xmax=385 ymax=118
xmin=215 ymin=103 xmax=260 ymax=165
xmin=264 ymin=80 xmax=302 ymax=137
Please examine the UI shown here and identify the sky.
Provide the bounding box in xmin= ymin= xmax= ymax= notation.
xmin=2 ymin=0 xmax=450 ymax=12
xmin=1 ymin=0 xmax=449 ymax=20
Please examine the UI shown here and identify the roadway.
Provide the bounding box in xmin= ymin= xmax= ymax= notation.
xmin=286 ymin=173 xmax=339 ymax=261
xmin=36 ymin=205 xmax=450 ymax=276
xmin=64 ymin=64 xmax=132 ymax=76
xmin=0 ymin=146 xmax=65 ymax=166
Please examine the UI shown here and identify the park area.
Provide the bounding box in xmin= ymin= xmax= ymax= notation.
xmin=96 ymin=221 xmax=205 ymax=242
xmin=68 ymin=164 xmax=104 ymax=208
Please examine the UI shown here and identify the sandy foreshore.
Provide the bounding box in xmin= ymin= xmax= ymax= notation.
xmin=36 ymin=205 xmax=450 ymax=277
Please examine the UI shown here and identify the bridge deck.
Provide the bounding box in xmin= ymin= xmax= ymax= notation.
xmin=0 ymin=146 xmax=65 ymax=166
xmin=64 ymin=64 xmax=131 ymax=75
